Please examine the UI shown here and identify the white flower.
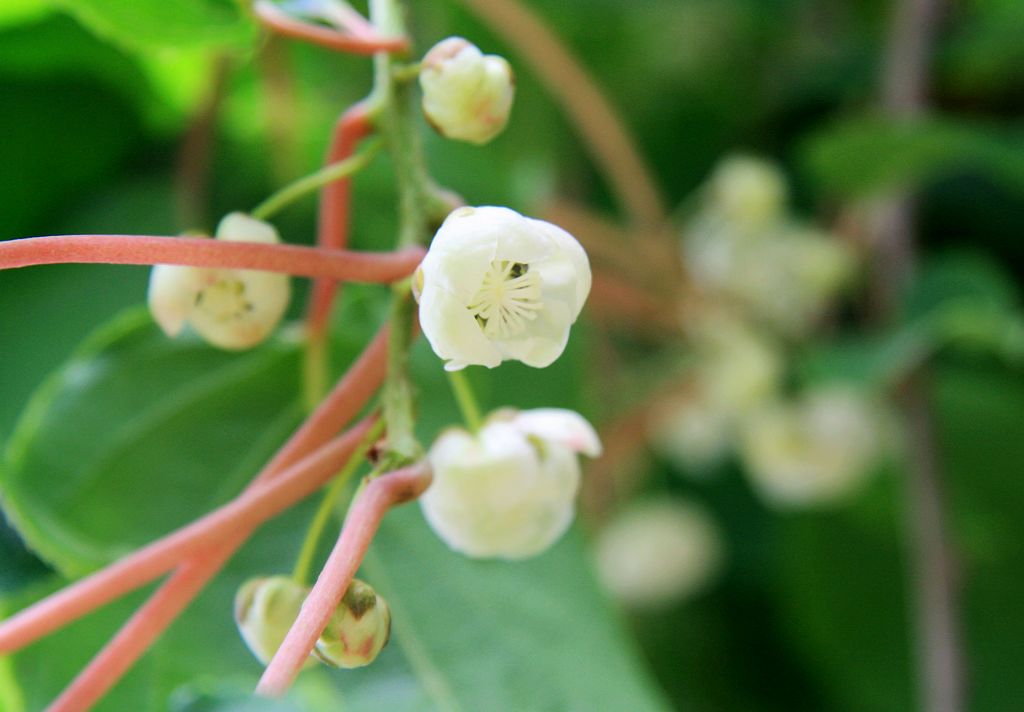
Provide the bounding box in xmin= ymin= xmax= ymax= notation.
xmin=148 ymin=213 xmax=291 ymax=350
xmin=421 ymin=408 xmax=602 ymax=559
xmin=740 ymin=387 xmax=883 ymax=508
xmin=416 ymin=206 xmax=591 ymax=371
xmin=419 ymin=37 xmax=514 ymax=145
xmin=595 ymin=499 xmax=723 ymax=609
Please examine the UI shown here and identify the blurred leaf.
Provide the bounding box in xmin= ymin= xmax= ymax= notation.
xmin=0 ymin=308 xmax=304 ymax=577
xmin=801 ymin=116 xmax=1024 ymax=199
xmin=942 ymin=0 xmax=1024 ymax=92
xmin=53 ymin=0 xmax=255 ymax=51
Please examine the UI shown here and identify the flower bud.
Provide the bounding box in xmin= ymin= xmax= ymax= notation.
xmin=596 ymin=499 xmax=723 ymax=609
xmin=416 ymin=206 xmax=591 ymax=371
xmin=314 ymin=579 xmax=391 ymax=668
xmin=740 ymin=387 xmax=884 ymax=508
xmin=707 ymin=155 xmax=787 ymax=226
xmin=419 ymin=37 xmax=514 ymax=145
xmin=421 ymin=408 xmax=601 ymax=559
xmin=234 ymin=576 xmax=317 ymax=669
xmin=147 ymin=212 xmax=291 ymax=350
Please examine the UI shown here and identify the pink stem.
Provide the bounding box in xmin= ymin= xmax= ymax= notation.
xmin=256 ymin=462 xmax=433 ymax=697
xmin=47 ymin=549 xmax=235 ymax=712
xmin=253 ymin=0 xmax=408 ymax=55
xmin=308 ymin=102 xmax=375 ymax=339
xmin=35 ymin=328 xmax=393 ymax=710
xmin=0 ymin=235 xmax=423 ymax=283
xmin=0 ymin=420 xmax=373 ymax=654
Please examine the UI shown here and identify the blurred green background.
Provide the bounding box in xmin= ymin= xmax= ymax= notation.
xmin=2 ymin=0 xmax=1024 ymax=710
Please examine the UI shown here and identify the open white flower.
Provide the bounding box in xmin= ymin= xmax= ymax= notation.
xmin=148 ymin=212 xmax=291 ymax=350
xmin=740 ymin=387 xmax=884 ymax=508
xmin=416 ymin=206 xmax=591 ymax=371
xmin=421 ymin=408 xmax=601 ymax=559
xmin=419 ymin=37 xmax=514 ymax=145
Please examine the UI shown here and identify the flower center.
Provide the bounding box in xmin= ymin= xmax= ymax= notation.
xmin=467 ymin=260 xmax=543 ymax=339
xmin=195 ymin=278 xmax=254 ymax=322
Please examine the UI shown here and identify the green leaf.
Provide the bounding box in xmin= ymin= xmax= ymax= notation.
xmin=1 ymin=307 xmax=304 ymax=577
xmin=52 ymin=0 xmax=255 ymax=51
xmin=801 ymin=116 xmax=1024 ymax=199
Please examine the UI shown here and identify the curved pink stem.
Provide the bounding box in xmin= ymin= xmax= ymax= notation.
xmin=257 ymin=462 xmax=433 ymax=697
xmin=253 ymin=0 xmax=408 ymax=55
xmin=0 ymin=420 xmax=373 ymax=655
xmin=0 ymin=235 xmax=423 ymax=283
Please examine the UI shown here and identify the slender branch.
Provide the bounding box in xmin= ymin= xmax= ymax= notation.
xmin=871 ymin=1 xmax=964 ymax=710
xmin=256 ymin=461 xmax=433 ymax=697
xmin=251 ymin=138 xmax=382 ymax=221
xmin=253 ymin=0 xmax=408 ymax=55
xmin=453 ymin=0 xmax=666 ymax=229
xmin=0 ymin=235 xmax=424 ymax=283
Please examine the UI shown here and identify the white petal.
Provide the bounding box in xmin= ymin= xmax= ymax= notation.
xmin=530 ymin=218 xmax=591 ymax=319
xmin=418 ymin=282 xmax=502 ymax=369
xmin=511 ymin=408 xmax=602 ymax=457
xmin=492 ymin=299 xmax=573 ymax=368
xmin=215 ymin=212 xmax=281 ymax=245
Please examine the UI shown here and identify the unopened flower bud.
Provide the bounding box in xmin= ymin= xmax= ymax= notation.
xmin=148 ymin=212 xmax=291 ymax=350
xmin=314 ymin=579 xmax=391 ymax=668
xmin=417 ymin=206 xmax=591 ymax=371
xmin=234 ymin=576 xmax=317 ymax=669
xmin=419 ymin=37 xmax=514 ymax=145
xmin=740 ymin=387 xmax=884 ymax=508
xmin=596 ymin=499 xmax=723 ymax=609
xmin=421 ymin=408 xmax=601 ymax=559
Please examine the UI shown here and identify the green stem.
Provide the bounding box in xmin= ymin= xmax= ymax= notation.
xmin=251 ymin=139 xmax=382 ymax=221
xmin=447 ymin=370 xmax=483 ymax=433
xmin=292 ymin=418 xmax=386 ymax=585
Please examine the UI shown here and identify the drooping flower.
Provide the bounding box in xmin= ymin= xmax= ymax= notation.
xmin=148 ymin=212 xmax=291 ymax=350
xmin=421 ymin=408 xmax=601 ymax=559
xmin=314 ymin=579 xmax=391 ymax=669
xmin=419 ymin=37 xmax=514 ymax=145
xmin=416 ymin=206 xmax=591 ymax=371
xmin=595 ymin=498 xmax=723 ymax=608
xmin=739 ymin=386 xmax=885 ymax=508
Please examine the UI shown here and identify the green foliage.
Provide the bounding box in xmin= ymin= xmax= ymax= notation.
xmin=802 ymin=116 xmax=1024 ymax=199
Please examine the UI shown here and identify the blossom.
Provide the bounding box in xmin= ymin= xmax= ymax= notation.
xmin=148 ymin=212 xmax=291 ymax=350
xmin=421 ymin=408 xmax=601 ymax=559
xmin=234 ymin=576 xmax=317 ymax=669
xmin=595 ymin=499 xmax=723 ymax=608
xmin=739 ymin=387 xmax=884 ymax=508
xmin=419 ymin=37 xmax=514 ymax=145
xmin=314 ymin=579 xmax=391 ymax=669
xmin=416 ymin=206 xmax=591 ymax=371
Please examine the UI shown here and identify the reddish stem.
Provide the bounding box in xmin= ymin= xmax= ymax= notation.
xmin=253 ymin=0 xmax=408 ymax=55
xmin=0 ymin=235 xmax=423 ymax=283
xmin=256 ymin=462 xmax=433 ymax=697
xmin=0 ymin=421 xmax=374 ymax=655
xmin=34 ymin=328 xmax=393 ymax=710
xmin=308 ymin=102 xmax=375 ymax=339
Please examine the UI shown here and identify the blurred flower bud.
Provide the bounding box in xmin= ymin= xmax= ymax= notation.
xmin=708 ymin=155 xmax=787 ymax=226
xmin=419 ymin=37 xmax=514 ymax=145
xmin=421 ymin=408 xmax=601 ymax=559
xmin=690 ymin=313 xmax=782 ymax=412
xmin=650 ymin=387 xmax=733 ymax=472
xmin=740 ymin=387 xmax=884 ymax=508
xmin=314 ymin=579 xmax=391 ymax=669
xmin=234 ymin=576 xmax=317 ymax=669
xmin=416 ymin=206 xmax=591 ymax=370
xmin=148 ymin=212 xmax=291 ymax=350
xmin=596 ymin=499 xmax=723 ymax=609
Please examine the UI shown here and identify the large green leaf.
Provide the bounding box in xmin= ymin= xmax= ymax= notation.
xmin=1 ymin=308 xmax=304 ymax=577
xmin=52 ymin=0 xmax=254 ymax=51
